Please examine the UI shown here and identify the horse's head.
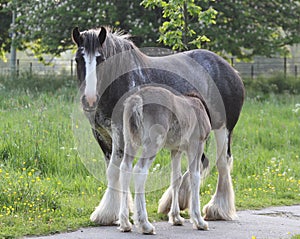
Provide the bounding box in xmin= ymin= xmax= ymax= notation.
xmin=72 ymin=27 xmax=107 ymax=111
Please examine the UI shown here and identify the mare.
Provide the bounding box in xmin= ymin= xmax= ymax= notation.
xmin=72 ymin=26 xmax=245 ymax=225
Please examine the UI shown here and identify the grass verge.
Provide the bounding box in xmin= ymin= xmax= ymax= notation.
xmin=0 ymin=75 xmax=299 ymax=238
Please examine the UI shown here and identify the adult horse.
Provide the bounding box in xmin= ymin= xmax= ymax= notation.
xmin=72 ymin=26 xmax=245 ymax=225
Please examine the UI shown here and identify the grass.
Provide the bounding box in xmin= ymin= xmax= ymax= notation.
xmin=0 ymin=74 xmax=300 ymax=238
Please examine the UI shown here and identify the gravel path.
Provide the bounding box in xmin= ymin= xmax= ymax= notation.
xmin=24 ymin=205 xmax=300 ymax=239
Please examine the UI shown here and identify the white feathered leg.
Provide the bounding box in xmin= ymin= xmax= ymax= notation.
xmin=203 ymin=127 xmax=237 ymax=221
xmin=90 ymin=141 xmax=123 ymax=225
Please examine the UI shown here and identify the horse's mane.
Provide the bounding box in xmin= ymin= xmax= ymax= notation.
xmin=82 ymin=27 xmax=143 ymax=59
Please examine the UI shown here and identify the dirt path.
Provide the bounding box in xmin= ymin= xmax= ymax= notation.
xmin=25 ymin=205 xmax=300 ymax=239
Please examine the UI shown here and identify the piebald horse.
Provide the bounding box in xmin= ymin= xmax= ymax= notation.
xmin=72 ymin=26 xmax=245 ymax=225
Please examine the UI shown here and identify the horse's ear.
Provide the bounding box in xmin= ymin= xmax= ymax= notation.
xmin=72 ymin=27 xmax=82 ymax=46
xmin=98 ymin=27 xmax=107 ymax=46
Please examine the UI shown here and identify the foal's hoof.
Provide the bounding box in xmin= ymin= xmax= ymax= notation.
xmin=118 ymin=224 xmax=132 ymax=233
xmin=168 ymin=214 xmax=185 ymax=226
xmin=138 ymin=222 xmax=156 ymax=235
xmin=193 ymin=220 xmax=209 ymax=231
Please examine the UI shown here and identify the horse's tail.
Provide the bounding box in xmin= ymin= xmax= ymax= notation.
xmin=123 ymin=94 xmax=143 ymax=144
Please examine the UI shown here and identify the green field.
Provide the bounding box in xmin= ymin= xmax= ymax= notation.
xmin=0 ymin=74 xmax=299 ymax=238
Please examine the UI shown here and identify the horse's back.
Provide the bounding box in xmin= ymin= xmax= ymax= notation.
xmin=185 ymin=49 xmax=245 ymax=132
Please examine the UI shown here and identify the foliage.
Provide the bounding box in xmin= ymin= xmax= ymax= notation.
xmin=244 ymin=73 xmax=300 ymax=96
xmin=0 ymin=74 xmax=300 ymax=237
xmin=200 ymin=0 xmax=300 ymax=59
xmin=142 ymin=0 xmax=300 ymax=58
xmin=0 ymin=0 xmax=11 ymax=61
xmin=141 ymin=0 xmax=217 ymax=51
xmin=2 ymin=0 xmax=160 ymax=61
xmin=1 ymin=0 xmax=300 ymax=60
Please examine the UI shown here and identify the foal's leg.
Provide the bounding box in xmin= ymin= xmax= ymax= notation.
xmin=187 ymin=143 xmax=208 ymax=230
xmin=119 ymin=148 xmax=136 ymax=232
xmin=203 ymin=127 xmax=236 ymax=220
xmin=168 ymin=150 xmax=185 ymax=225
xmin=158 ymin=158 xmax=190 ymax=214
xmin=133 ymin=154 xmax=156 ymax=234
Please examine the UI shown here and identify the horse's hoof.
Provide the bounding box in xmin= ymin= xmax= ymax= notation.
xmin=203 ymin=202 xmax=237 ymax=221
xmin=168 ymin=214 xmax=185 ymax=226
xmin=193 ymin=221 xmax=209 ymax=231
xmin=118 ymin=225 xmax=132 ymax=232
xmin=138 ymin=222 xmax=156 ymax=235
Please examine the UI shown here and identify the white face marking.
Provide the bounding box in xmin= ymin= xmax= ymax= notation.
xmin=83 ymin=51 xmax=99 ymax=107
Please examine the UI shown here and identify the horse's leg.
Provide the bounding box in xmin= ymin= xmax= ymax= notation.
xmin=187 ymin=143 xmax=208 ymax=230
xmin=90 ymin=130 xmax=124 ymax=225
xmin=92 ymin=128 xmax=111 ymax=166
xmin=203 ymin=127 xmax=236 ymax=220
xmin=133 ymin=153 xmax=156 ymax=234
xmin=168 ymin=150 xmax=185 ymax=226
xmin=158 ymin=159 xmax=190 ymax=214
xmin=119 ymin=147 xmax=135 ymax=232
xmin=158 ymin=153 xmax=210 ymax=214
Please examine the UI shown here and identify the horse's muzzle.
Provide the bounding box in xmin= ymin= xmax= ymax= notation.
xmin=81 ymin=94 xmax=99 ymax=112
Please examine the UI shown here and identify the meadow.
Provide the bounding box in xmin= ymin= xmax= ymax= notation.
xmin=0 ymin=74 xmax=299 ymax=238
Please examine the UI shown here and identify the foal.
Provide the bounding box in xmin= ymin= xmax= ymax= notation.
xmin=118 ymin=86 xmax=211 ymax=234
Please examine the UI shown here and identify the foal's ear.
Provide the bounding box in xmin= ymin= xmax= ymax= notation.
xmin=98 ymin=27 xmax=107 ymax=46
xmin=72 ymin=27 xmax=83 ymax=46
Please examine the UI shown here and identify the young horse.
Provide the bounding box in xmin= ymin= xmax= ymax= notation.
xmin=119 ymin=86 xmax=211 ymax=234
xmin=72 ymin=26 xmax=245 ymax=225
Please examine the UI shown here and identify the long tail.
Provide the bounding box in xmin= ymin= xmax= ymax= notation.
xmin=123 ymin=95 xmax=143 ymax=144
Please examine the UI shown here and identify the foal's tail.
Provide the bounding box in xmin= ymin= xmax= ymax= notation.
xmin=123 ymin=95 xmax=143 ymax=143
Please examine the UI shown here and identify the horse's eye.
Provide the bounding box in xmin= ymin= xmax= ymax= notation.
xmin=75 ymin=56 xmax=84 ymax=64
xmin=96 ymin=55 xmax=105 ymax=65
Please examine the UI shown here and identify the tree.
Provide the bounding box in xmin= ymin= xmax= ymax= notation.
xmin=142 ymin=0 xmax=300 ymax=59
xmin=141 ymin=0 xmax=217 ymax=51
xmin=200 ymin=0 xmax=300 ymax=59
xmin=0 ymin=0 xmax=12 ymax=61
xmin=0 ymin=0 xmax=161 ymax=61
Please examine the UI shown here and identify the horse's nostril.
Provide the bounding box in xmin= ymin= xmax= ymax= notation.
xmin=81 ymin=95 xmax=87 ymax=105
xmin=81 ymin=94 xmax=97 ymax=112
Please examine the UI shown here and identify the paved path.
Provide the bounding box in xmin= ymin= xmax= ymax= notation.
xmin=25 ymin=205 xmax=300 ymax=239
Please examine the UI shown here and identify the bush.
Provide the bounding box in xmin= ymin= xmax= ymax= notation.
xmin=243 ymin=73 xmax=300 ymax=96
xmin=0 ymin=72 xmax=76 ymax=93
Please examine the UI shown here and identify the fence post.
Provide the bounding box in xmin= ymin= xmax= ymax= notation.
xmin=284 ymin=56 xmax=287 ymax=78
xmin=29 ymin=62 xmax=32 ymax=75
xmin=295 ymin=65 xmax=298 ymax=78
xmin=231 ymin=57 xmax=234 ymax=67
xmin=251 ymin=65 xmax=254 ymax=79
xmin=71 ymin=59 xmax=73 ymax=77
xmin=16 ymin=59 xmax=19 ymax=77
